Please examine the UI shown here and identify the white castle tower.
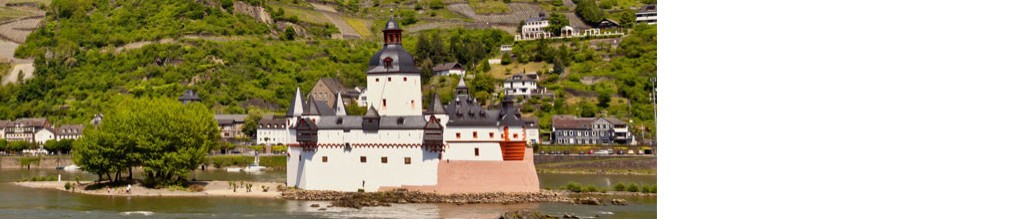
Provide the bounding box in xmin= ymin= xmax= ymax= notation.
xmin=363 ymin=18 xmax=423 ymax=116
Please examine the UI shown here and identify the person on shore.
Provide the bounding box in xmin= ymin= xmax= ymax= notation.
xmin=127 ymin=184 xmax=132 ymax=194
xmin=106 ymin=186 xmax=111 ymax=193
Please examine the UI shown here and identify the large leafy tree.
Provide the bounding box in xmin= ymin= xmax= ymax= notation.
xmin=574 ymin=0 xmax=607 ymax=25
xmin=242 ymin=109 xmax=262 ymax=141
xmin=72 ymin=97 xmax=218 ymax=186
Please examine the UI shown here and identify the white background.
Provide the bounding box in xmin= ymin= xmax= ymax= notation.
xmin=666 ymin=0 xmax=1020 ymax=218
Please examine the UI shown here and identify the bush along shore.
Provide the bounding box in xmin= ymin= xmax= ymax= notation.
xmin=282 ymin=189 xmax=651 ymax=209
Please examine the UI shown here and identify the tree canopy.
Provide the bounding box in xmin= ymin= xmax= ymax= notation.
xmin=72 ymin=97 xmax=218 ymax=187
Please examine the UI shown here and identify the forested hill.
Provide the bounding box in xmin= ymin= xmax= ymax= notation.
xmin=0 ymin=0 xmax=373 ymax=124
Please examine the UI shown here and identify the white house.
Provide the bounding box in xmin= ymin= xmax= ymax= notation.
xmin=636 ymin=5 xmax=657 ymax=25
xmin=53 ymin=124 xmax=84 ymax=141
xmin=503 ymin=73 xmax=542 ymax=97
xmin=518 ymin=14 xmax=551 ymax=40
xmin=431 ymin=62 xmax=465 ymax=76
xmin=280 ymin=18 xmax=539 ymax=194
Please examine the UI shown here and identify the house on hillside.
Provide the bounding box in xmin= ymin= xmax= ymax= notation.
xmin=503 ymin=73 xmax=544 ymax=97
xmin=518 ymin=13 xmax=552 ymax=40
xmin=215 ymin=114 xmax=247 ymax=140
xmin=597 ymin=18 xmax=621 ymax=29
xmin=432 ymin=62 xmax=465 ymax=76
xmin=54 ymin=124 xmax=84 ymax=141
xmin=178 ymin=89 xmax=201 ymax=104
xmin=636 ymin=5 xmax=657 ymax=25
xmin=2 ymin=118 xmax=51 ymax=144
xmin=551 ymin=115 xmax=633 ymax=145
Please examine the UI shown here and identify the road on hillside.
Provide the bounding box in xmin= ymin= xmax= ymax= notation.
xmin=309 ymin=3 xmax=362 ymax=39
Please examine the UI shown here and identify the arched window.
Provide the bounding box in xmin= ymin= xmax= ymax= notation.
xmin=383 ymin=57 xmax=394 ymax=69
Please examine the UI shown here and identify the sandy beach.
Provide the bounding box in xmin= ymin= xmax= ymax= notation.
xmin=11 ymin=180 xmax=285 ymax=198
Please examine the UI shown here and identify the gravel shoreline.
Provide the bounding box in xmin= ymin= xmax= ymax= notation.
xmin=10 ymin=181 xmax=285 ymax=198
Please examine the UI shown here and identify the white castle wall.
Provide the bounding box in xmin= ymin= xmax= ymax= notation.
xmin=288 ymin=144 xmax=439 ymax=192
xmin=366 ymin=73 xmax=422 ymax=116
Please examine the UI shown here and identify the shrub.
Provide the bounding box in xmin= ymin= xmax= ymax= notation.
xmin=563 ymin=182 xmax=582 ymax=192
xmin=641 ymin=185 xmax=651 ymax=193
xmin=627 ymin=183 xmax=639 ymax=192
xmin=613 ymin=183 xmax=627 ymax=191
xmin=64 ymin=182 xmax=72 ymax=190
xmin=651 ymin=185 xmax=657 ymax=193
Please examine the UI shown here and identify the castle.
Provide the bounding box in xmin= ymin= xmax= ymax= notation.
xmin=272 ymin=18 xmax=540 ymax=193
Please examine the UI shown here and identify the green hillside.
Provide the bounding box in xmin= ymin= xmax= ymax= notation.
xmin=0 ymin=0 xmax=656 ymax=140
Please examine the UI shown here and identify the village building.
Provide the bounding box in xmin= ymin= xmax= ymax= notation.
xmin=503 ymin=73 xmax=544 ymax=97
xmin=274 ymin=18 xmax=540 ymax=194
xmin=178 ymin=89 xmax=201 ymax=105
xmin=636 ymin=5 xmax=657 ymax=25
xmin=518 ymin=13 xmax=552 ymax=40
xmin=214 ymin=114 xmax=247 ymax=140
xmin=2 ymin=118 xmax=51 ymax=144
xmin=431 ymin=62 xmax=465 ymax=76
xmin=551 ymin=115 xmax=634 ymax=145
xmin=597 ymin=18 xmax=621 ymax=29
xmin=53 ymin=124 xmax=84 ymax=141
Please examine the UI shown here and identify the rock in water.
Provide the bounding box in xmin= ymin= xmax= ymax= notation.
xmin=610 ymin=198 xmax=629 ymax=205
xmin=575 ymin=197 xmax=601 ymax=205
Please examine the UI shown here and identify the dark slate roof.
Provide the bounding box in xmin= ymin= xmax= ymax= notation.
xmin=54 ymin=124 xmax=84 ymax=136
xmin=552 ymin=115 xmax=593 ymax=129
xmin=214 ymin=114 xmax=247 ymax=125
xmin=11 ymin=118 xmax=49 ymax=127
xmin=505 ymin=74 xmax=536 ymax=82
xmin=178 ymin=90 xmax=201 ymax=102
xmin=365 ymin=106 xmax=380 ymax=118
xmin=303 ymin=96 xmax=336 ymax=116
xmin=432 ymin=62 xmax=462 ymax=71
xmin=444 ymin=93 xmax=499 ymax=127
xmin=384 ymin=17 xmax=400 ymax=30
xmin=316 ymin=115 xmax=426 ymax=130
xmin=604 ymin=117 xmax=628 ymax=125
xmin=0 ymin=120 xmax=11 ymax=128
xmin=496 ymin=96 xmax=528 ymax=127
xmin=366 ymin=45 xmax=420 ymax=74
xmin=258 ymin=118 xmax=288 ymax=129
xmin=317 ymin=78 xmax=344 ymax=95
xmin=639 ymin=5 xmax=656 ymax=13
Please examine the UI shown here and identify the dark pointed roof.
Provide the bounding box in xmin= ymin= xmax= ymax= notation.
xmin=365 ymin=106 xmax=380 ymax=118
xmin=429 ymin=94 xmax=446 ymax=115
xmin=384 ymin=17 xmax=400 ymax=30
xmin=178 ymin=90 xmax=201 ymax=102
xmin=367 ymin=45 xmax=419 ymax=74
xmin=286 ymin=88 xmax=303 ymax=117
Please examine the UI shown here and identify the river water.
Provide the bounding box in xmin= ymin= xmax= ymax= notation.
xmin=0 ymin=169 xmax=656 ymax=218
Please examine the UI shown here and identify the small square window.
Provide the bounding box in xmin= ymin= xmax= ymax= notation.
xmin=473 ymin=132 xmax=478 ymax=139
xmin=322 ymin=156 xmax=328 ymax=163
xmin=375 ymin=78 xmax=380 ymax=82
xmin=404 ymin=157 xmax=411 ymax=164
xmin=456 ymin=133 xmax=461 ymax=139
xmin=388 ymin=77 xmax=392 ymax=82
xmin=360 ymin=156 xmax=367 ymax=163
xmin=474 ymin=148 xmax=479 ymax=156
xmin=489 ymin=132 xmax=494 ymax=138
xmin=381 ymin=157 xmax=388 ymax=164
xmin=513 ymin=134 xmax=519 ymax=138
xmin=403 ymin=77 xmax=407 ymax=81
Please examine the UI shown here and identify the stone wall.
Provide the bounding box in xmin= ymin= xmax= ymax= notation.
xmin=0 ymin=156 xmax=75 ymax=169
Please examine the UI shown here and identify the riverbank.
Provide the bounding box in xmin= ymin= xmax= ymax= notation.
xmin=282 ymin=189 xmax=654 ymax=209
xmin=534 ymin=155 xmax=657 ymax=175
xmin=11 ymin=180 xmax=285 ymax=198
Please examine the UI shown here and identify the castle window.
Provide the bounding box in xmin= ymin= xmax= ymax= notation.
xmin=376 ymin=78 xmax=379 ymax=82
xmin=473 ymin=132 xmax=478 ymax=139
xmin=384 ymin=57 xmax=393 ymax=69
xmin=388 ymin=77 xmax=392 ymax=82
xmin=489 ymin=132 xmax=494 ymax=138
xmin=513 ymin=134 xmax=519 ymax=138
xmin=456 ymin=133 xmax=461 ymax=139
xmin=322 ymin=156 xmax=328 ymax=163
xmin=360 ymin=156 xmax=367 ymax=163
xmin=383 ymin=99 xmax=387 ymax=107
xmin=381 ymin=157 xmax=388 ymax=164
xmin=403 ymin=77 xmax=407 ymax=81
xmin=404 ymin=157 xmax=411 ymax=165
xmin=474 ymin=148 xmax=479 ymax=156
xmin=397 ymin=117 xmax=404 ymax=125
